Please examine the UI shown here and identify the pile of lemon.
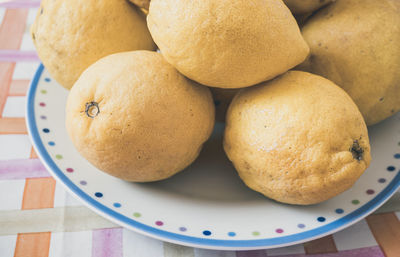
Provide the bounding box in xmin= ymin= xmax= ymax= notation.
xmin=32 ymin=0 xmax=400 ymax=205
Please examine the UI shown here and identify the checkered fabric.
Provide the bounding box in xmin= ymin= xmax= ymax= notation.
xmin=0 ymin=1 xmax=399 ymax=257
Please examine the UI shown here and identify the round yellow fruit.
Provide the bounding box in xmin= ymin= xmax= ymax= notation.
xmin=283 ymin=0 xmax=335 ymax=14
xmin=299 ymin=0 xmax=400 ymax=125
xmin=224 ymin=71 xmax=371 ymax=205
xmin=147 ymin=0 xmax=309 ymax=88
xmin=66 ymin=51 xmax=215 ymax=182
xmin=31 ymin=0 xmax=156 ymax=90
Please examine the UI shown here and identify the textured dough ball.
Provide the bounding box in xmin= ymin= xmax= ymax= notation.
xmin=66 ymin=51 xmax=215 ymax=182
xmin=299 ymin=0 xmax=400 ymax=125
xmin=224 ymin=71 xmax=371 ymax=205
xmin=31 ymin=0 xmax=156 ymax=90
xmin=147 ymin=0 xmax=309 ymax=88
xmin=283 ymin=0 xmax=335 ymax=14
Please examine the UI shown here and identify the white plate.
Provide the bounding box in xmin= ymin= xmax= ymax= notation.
xmin=26 ymin=64 xmax=400 ymax=250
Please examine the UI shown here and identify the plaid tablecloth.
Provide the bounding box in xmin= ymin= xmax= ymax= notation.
xmin=0 ymin=1 xmax=399 ymax=256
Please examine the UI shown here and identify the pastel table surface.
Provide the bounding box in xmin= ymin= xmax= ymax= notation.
xmin=0 ymin=1 xmax=399 ymax=257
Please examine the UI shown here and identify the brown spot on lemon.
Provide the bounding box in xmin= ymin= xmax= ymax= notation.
xmin=350 ymin=140 xmax=364 ymax=161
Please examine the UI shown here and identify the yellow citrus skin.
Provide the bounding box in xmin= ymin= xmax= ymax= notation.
xmin=31 ymin=0 xmax=156 ymax=90
xmin=224 ymin=71 xmax=371 ymax=205
xmin=66 ymin=51 xmax=215 ymax=182
xmin=299 ymin=0 xmax=400 ymax=125
xmin=147 ymin=0 xmax=309 ymax=89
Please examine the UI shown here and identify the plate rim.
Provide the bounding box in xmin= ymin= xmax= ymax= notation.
xmin=26 ymin=63 xmax=400 ymax=250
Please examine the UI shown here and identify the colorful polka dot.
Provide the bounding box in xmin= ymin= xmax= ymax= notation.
xmin=133 ymin=212 xmax=141 ymax=218
xmin=55 ymin=154 xmax=62 ymax=160
xmin=228 ymin=232 xmax=236 ymax=237
xmin=387 ymin=166 xmax=396 ymax=171
xmin=252 ymin=231 xmax=260 ymax=236
xmin=179 ymin=227 xmax=187 ymax=232
xmin=352 ymin=199 xmax=360 ymax=205
xmin=298 ymin=224 xmax=305 ymax=229
xmin=40 ymin=89 xmax=47 ymax=94
xmin=113 ymin=203 xmax=121 ymax=208
xmin=39 ymin=102 xmax=46 ymax=107
xmin=275 ymin=228 xmax=284 ymax=233
xmin=40 ymin=115 xmax=47 ymax=120
xmin=335 ymin=208 xmax=344 ymax=214
xmin=66 ymin=168 xmax=74 ymax=173
xmin=44 ymin=78 xmax=51 ymax=82
xmin=155 ymin=221 xmax=163 ymax=226
xmin=95 ymin=192 xmax=103 ymax=198
xmin=80 ymin=180 xmax=87 ymax=185
xmin=394 ymin=153 xmax=400 ymax=159
xmin=203 ymin=230 xmax=211 ymax=236
xmin=48 ymin=141 xmax=55 ymax=146
xmin=42 ymin=128 xmax=50 ymax=133
xmin=378 ymin=178 xmax=386 ymax=183
xmin=317 ymin=217 xmax=326 ymax=222
xmin=366 ymin=189 xmax=375 ymax=195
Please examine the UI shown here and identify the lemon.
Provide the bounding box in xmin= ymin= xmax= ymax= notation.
xmin=147 ymin=0 xmax=309 ymax=88
xmin=66 ymin=51 xmax=215 ymax=182
xmin=31 ymin=0 xmax=156 ymax=89
xmin=299 ymin=0 xmax=400 ymax=125
xmin=224 ymin=71 xmax=371 ymax=205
